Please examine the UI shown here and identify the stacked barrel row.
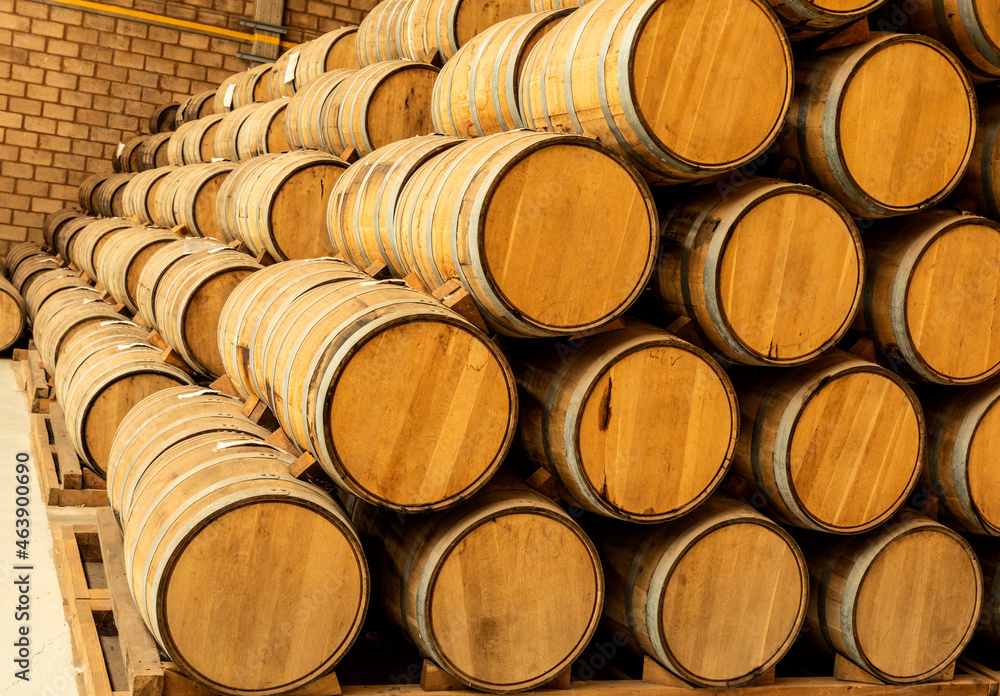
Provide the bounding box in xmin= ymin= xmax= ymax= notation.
xmin=16 ymin=0 xmax=1000 ymax=694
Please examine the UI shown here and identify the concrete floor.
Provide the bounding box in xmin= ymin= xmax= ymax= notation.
xmin=0 ymin=359 xmax=83 ymax=696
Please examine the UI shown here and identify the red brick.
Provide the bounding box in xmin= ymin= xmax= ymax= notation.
xmin=0 ymin=79 xmax=25 ymax=97
xmin=112 ymin=50 xmax=144 ymax=69
xmin=130 ymin=38 xmax=163 ymax=57
xmin=26 ymin=84 xmax=59 ymax=103
xmin=82 ymin=13 xmax=115 ymax=31
xmin=98 ymin=31 xmax=130 ymax=51
xmin=4 ymin=130 xmax=37 ymax=148
xmin=117 ymin=20 xmax=148 ymax=38
xmin=41 ymin=102 xmax=74 ymax=121
xmin=38 ymin=134 xmax=71 ymax=153
xmin=59 ymin=90 xmax=92 ymax=109
xmin=147 ymin=26 xmax=179 ymax=43
xmin=15 ymin=178 xmax=49 ymax=197
xmin=14 ymin=0 xmax=47 ymax=19
xmin=61 ymin=58 xmax=95 ymax=77
xmin=22 ymin=116 xmax=56 ymax=134
xmin=32 ymin=166 xmax=66 ymax=184
xmin=52 ymin=152 xmax=86 ymax=170
xmin=2 ymin=161 xmax=33 ymax=178
xmin=77 ymin=76 xmax=111 ymax=96
xmin=8 ymin=97 xmax=42 ymax=115
xmin=30 ymin=18 xmax=64 ymax=39
xmin=44 ymin=70 xmax=76 ymax=90
xmin=65 ymin=26 xmax=98 ymax=45
xmin=12 ymin=32 xmax=46 ymax=51
xmin=49 ymin=6 xmax=82 ymax=24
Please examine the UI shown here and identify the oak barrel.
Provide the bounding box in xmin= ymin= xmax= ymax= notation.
xmin=731 ymin=350 xmax=924 ymax=533
xmin=134 ymin=237 xmax=225 ymax=330
xmin=54 ymin=216 xmax=96 ymax=262
xmin=356 ymin=0 xmax=414 ymax=66
xmin=180 ymin=113 xmax=225 ymax=164
xmin=166 ymin=120 xmax=201 ymax=166
xmin=283 ymin=69 xmax=355 ymax=151
xmin=170 ymin=161 xmax=237 ymax=241
xmin=235 ymin=97 xmax=291 ymax=159
xmin=79 ymin=173 xmax=111 ymax=214
xmin=176 ymin=89 xmax=216 ymax=125
xmin=214 ymin=103 xmax=264 ymax=162
xmin=655 ymin=178 xmax=863 ymax=365
xmin=121 ymin=166 xmax=180 ymax=225
xmin=42 ymin=208 xmax=81 ymax=249
xmin=71 ymin=218 xmax=134 ymax=280
xmin=908 ymin=0 xmax=1000 ymax=82
xmin=136 ymin=132 xmax=172 ymax=171
xmin=395 ymin=130 xmax=657 ymax=337
xmin=765 ymin=0 xmax=886 ymax=38
xmin=351 ymin=473 xmax=602 ymax=692
xmin=512 ymin=320 xmax=738 ymax=522
xmin=0 ymin=277 xmax=26 ymax=351
xmin=12 ymin=255 xmax=62 ymax=298
xmin=3 ymin=241 xmax=45 ymax=279
xmin=403 ymin=0 xmax=535 ymax=63
xmin=23 ymin=269 xmax=89 ymax=323
xmin=97 ymin=227 xmax=182 ymax=314
xmin=33 ymin=288 xmax=121 ymax=371
xmin=93 ymin=173 xmax=135 ymax=218
xmin=53 ymin=318 xmax=150 ymax=404
xmin=958 ymin=99 xmax=1000 ymax=218
xmin=148 ymin=102 xmax=178 ymax=134
xmin=597 ymin=494 xmax=807 ymax=686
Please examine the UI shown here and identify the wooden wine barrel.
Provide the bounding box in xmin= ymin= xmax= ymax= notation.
xmin=93 ymin=173 xmax=135 ymax=218
xmin=958 ymin=99 xmax=1000 ymax=219
xmin=98 ymin=227 xmax=182 ymax=313
xmin=0 ymin=277 xmax=26 ymax=351
xmin=329 ymin=61 xmax=439 ymax=156
xmin=213 ymin=154 xmax=284 ymax=244
xmin=862 ymin=210 xmax=1000 ymax=384
xmin=235 ymin=98 xmax=291 ymax=159
xmin=521 ymin=0 xmax=793 ymax=183
xmin=395 ymin=130 xmax=657 ymax=337
xmin=136 ymin=133 xmax=173 ymax=172
xmin=921 ymin=380 xmax=1000 ymax=535
xmin=655 ymin=178 xmax=863 ymax=365
xmin=12 ymin=256 xmax=62 ymax=297
xmin=283 ymin=69 xmax=355 ymax=151
xmin=229 ymin=151 xmax=349 ymax=260
xmin=238 ymin=63 xmax=276 ymax=107
xmin=62 ymin=343 xmax=193 ymax=475
xmin=731 ymin=350 xmax=924 ymax=533
xmin=269 ymin=48 xmax=305 ymax=99
xmin=352 ymin=474 xmax=602 ymax=692
xmin=780 ymin=33 xmax=976 ymax=217
xmin=106 ymin=385 xmax=271 ymax=523
xmin=301 ymin=26 xmax=359 ymax=79
xmin=213 ymin=103 xmax=263 ymax=162
xmin=257 ymin=279 xmax=517 ymax=511
xmin=597 ymin=494 xmax=807 ymax=686
xmin=54 ymin=216 xmax=95 ymax=262
xmin=42 ymin=208 xmax=81 ymax=249
xmin=512 ymin=320 xmax=737 ymax=521
xmin=180 ymin=113 xmax=225 ymax=164
xmin=170 ymin=162 xmax=236 ymax=241
xmin=134 ymin=237 xmax=225 ymax=330
xmin=32 ymin=288 xmax=119 ymax=371
xmin=3 ymin=241 xmax=45 ymax=279
xmin=327 ymin=134 xmax=462 ymax=272
xmin=79 ymin=173 xmax=111 ymax=214
xmin=356 ymin=0 xmax=413 ymax=66
xmin=764 ymin=0 xmax=886 ymax=38
xmin=53 ymin=319 xmax=150 ymax=404
xmin=432 ymin=10 xmax=570 ymax=137
xmin=967 ymin=539 xmax=1000 ymax=650
xmin=176 ymin=89 xmax=216 ymax=125
xmin=120 ymin=166 xmax=179 ymax=225
xmin=907 ymin=0 xmax=1000 ymax=82
xmin=166 ymin=120 xmax=200 ymax=166
xmin=217 ymin=259 xmax=368 ymax=399
xmin=801 ymin=511 xmax=981 ymax=683
xmin=23 ymin=269 xmax=90 ymax=323
xmin=214 ymin=72 xmax=244 ymax=113
xmin=113 ymin=135 xmax=147 ymax=173
xmin=71 ymin=218 xmax=134 ymax=280
xmin=123 ymin=434 xmax=368 ymax=696
xmin=148 ymin=102 xmax=178 ymax=134
xmin=153 ymin=249 xmax=261 ymax=378
xmin=403 ymin=0 xmax=535 ymax=63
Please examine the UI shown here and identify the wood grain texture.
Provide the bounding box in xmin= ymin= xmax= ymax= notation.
xmin=779 ymin=33 xmax=976 ymax=217
xmin=357 ymin=0 xmax=414 ymax=65
xmin=0 ymin=276 xmax=26 ymax=351
xmin=731 ymin=350 xmax=923 ymax=533
xmin=765 ymin=0 xmax=885 ymax=38
xmin=92 ymin=173 xmax=135 ymax=218
xmin=908 ymin=0 xmax=1000 ymax=82
xmin=10 ymin=255 xmax=60 ymax=298
xmin=284 ymin=69 xmax=355 ymax=151
xmin=596 ymin=494 xmax=807 ymax=687
xmin=512 ymin=319 xmax=737 ymax=521
xmin=800 ymin=511 xmax=982 ymax=683
xmin=42 ymin=207 xmax=81 ymax=249
xmin=214 ymin=103 xmax=265 ymax=163
xmin=135 ymin=132 xmax=172 ymax=171
xmin=79 ymin=173 xmax=111 ymax=214
xmin=656 ymin=178 xmax=862 ymax=365
xmin=122 ymin=433 xmax=368 ymax=696
xmin=351 ymin=473 xmax=602 ymax=692
xmin=32 ymin=286 xmax=119 ymax=372
xmin=521 ymin=0 xmax=793 ymax=183
xmin=97 ymin=226 xmax=182 ymax=314
xmin=70 ymin=219 xmax=135 ymax=280
xmin=403 ymin=0 xmax=535 ymax=63
xmin=431 ymin=10 xmax=571 ymax=137
xmin=170 ymin=162 xmax=237 ymax=241
xmin=134 ymin=237 xmax=225 ymax=331
xmin=121 ymin=165 xmax=181 ymax=225
xmin=394 ymin=130 xmax=657 ymax=337
xmin=22 ymin=269 xmax=89 ymax=323
xmin=3 ymin=240 xmax=44 ymax=278
xmin=236 ymin=98 xmax=292 ymax=159
xmin=958 ymin=98 xmax=1000 ymax=219
xmin=862 ymin=209 xmax=1000 ymax=384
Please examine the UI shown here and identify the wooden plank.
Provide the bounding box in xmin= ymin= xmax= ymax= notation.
xmin=50 ymin=403 xmax=83 ymax=489
xmin=97 ymin=508 xmax=165 ymax=696
xmin=14 ymin=358 xmax=27 ymax=391
xmin=250 ymin=0 xmax=285 ymax=59
xmin=60 ymin=488 xmax=114 ymax=507
xmin=72 ymin=599 xmax=115 ymax=696
xmin=28 ymin=350 xmax=50 ymax=398
xmin=31 ymin=413 xmax=60 ymax=505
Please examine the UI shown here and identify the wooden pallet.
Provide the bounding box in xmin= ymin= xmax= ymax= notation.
xmin=13 ymin=348 xmax=50 ymax=413
xmin=45 ymin=510 xmax=995 ymax=696
xmin=31 ymin=402 xmax=107 ymax=507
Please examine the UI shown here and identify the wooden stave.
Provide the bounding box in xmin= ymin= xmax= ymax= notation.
xmin=236 ymin=98 xmax=291 ymax=160
xmin=259 ymin=280 xmax=517 ymax=511
xmin=213 ymin=72 xmax=244 ymax=113
xmin=862 ymin=209 xmax=1000 ymax=384
xmin=177 ymin=90 xmax=217 ymax=125
xmin=3 ymin=241 xmax=46 ymax=279
xmin=12 ymin=256 xmax=62 ymax=298
xmin=284 ymin=69 xmax=356 ymax=151
xmin=71 ymin=218 xmax=135 ymax=280
xmin=327 ymin=134 xmax=463 ymax=272
xmin=148 ymin=102 xmax=179 ymax=134
xmin=115 ymin=135 xmax=148 ymax=173
xmin=431 ymin=10 xmax=571 ymax=138
xmin=55 ymin=217 xmax=96 ymax=262
xmin=33 ymin=288 xmax=120 ymax=372
xmin=153 ymin=249 xmax=262 ymax=378
xmin=93 ymin=173 xmax=135 ymax=218
xmin=79 ymin=173 xmax=112 ymax=214
xmin=520 ymin=0 xmax=794 ymax=183
xmin=172 ymin=162 xmax=237 ymax=240
xmin=800 ymin=511 xmax=982 ymax=683
xmin=653 ymin=177 xmax=864 ymax=366
xmin=596 ymin=494 xmax=808 ymax=686
xmin=150 ymin=167 xmax=194 ymax=229
xmin=121 ymin=166 xmax=180 ymax=224
xmin=61 ymin=343 xmax=194 ymax=475
xmin=216 ymin=259 xmax=368 ymax=400
xmin=53 ymin=319 xmax=150 ymax=407
xmin=357 ymin=0 xmax=412 ymax=66
xmin=301 ymin=26 xmax=359 ymax=83
xmin=764 ymin=0 xmax=886 ymax=38
xmin=394 ymin=130 xmax=657 ymax=337
xmin=730 ymin=350 xmax=925 ymax=533
xmin=234 ymin=63 xmax=275 ymax=109
xmin=0 ymin=276 xmax=26 ymax=351
xmin=351 ymin=474 xmax=603 ymax=692
xmin=121 ymin=434 xmax=368 ymax=696
xmin=180 ymin=113 xmax=226 ymax=164
xmin=166 ymin=120 xmax=203 ymax=166
xmin=214 ymin=103 xmax=264 ymax=163
xmin=134 ymin=237 xmax=226 ymax=331
xmin=512 ymin=321 xmax=739 ymax=522
xmin=23 ymin=269 xmax=90 ymax=323
xmin=98 ymin=227 xmax=182 ymax=313
xmin=909 ymin=0 xmax=1000 ymax=83
xmin=107 ymin=385 xmax=271 ymax=523
xmin=957 ymin=99 xmax=1000 ymax=219
xmin=42 ymin=208 xmax=81 ymax=249
xmin=214 ymin=154 xmax=285 ymax=246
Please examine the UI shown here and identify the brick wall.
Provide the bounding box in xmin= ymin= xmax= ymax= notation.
xmin=0 ymin=0 xmax=359 ymax=254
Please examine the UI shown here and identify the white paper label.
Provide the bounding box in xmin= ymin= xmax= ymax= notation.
xmin=223 ymin=83 xmax=236 ymax=108
xmin=283 ymin=52 xmax=299 ymax=84
xmin=116 ymin=142 xmax=125 ymax=157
